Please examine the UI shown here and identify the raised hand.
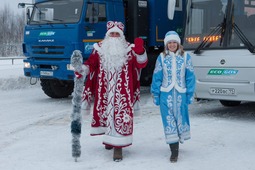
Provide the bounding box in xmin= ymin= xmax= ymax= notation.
xmin=132 ymin=38 xmax=145 ymax=55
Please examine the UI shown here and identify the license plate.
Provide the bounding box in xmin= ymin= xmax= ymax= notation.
xmin=40 ymin=71 xmax=53 ymax=76
xmin=210 ymin=88 xmax=236 ymax=95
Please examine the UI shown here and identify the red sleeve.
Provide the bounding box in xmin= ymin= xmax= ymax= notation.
xmin=84 ymin=49 xmax=100 ymax=73
xmin=82 ymin=49 xmax=100 ymax=103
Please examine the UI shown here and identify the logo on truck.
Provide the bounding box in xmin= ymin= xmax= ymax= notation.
xmin=39 ymin=31 xmax=56 ymax=36
xmin=208 ymin=69 xmax=238 ymax=75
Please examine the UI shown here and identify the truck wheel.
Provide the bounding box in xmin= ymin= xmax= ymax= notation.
xmin=219 ymin=100 xmax=241 ymax=107
xmin=40 ymin=79 xmax=74 ymax=98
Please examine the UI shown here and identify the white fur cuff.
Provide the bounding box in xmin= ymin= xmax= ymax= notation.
xmin=135 ymin=51 xmax=147 ymax=63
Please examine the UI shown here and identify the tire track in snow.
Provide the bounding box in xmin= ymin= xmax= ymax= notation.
xmin=0 ymin=109 xmax=71 ymax=151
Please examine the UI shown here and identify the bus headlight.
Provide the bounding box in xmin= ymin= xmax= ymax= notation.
xmin=24 ymin=62 xmax=31 ymax=68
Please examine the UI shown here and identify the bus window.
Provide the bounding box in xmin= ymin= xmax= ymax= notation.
xmin=183 ymin=0 xmax=255 ymax=50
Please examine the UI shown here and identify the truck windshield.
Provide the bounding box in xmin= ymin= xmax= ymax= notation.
xmin=29 ymin=0 xmax=84 ymax=24
xmin=183 ymin=0 xmax=255 ymax=51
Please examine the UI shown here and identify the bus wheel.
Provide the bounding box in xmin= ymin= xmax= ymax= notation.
xmin=219 ymin=100 xmax=241 ymax=107
xmin=40 ymin=79 xmax=74 ymax=98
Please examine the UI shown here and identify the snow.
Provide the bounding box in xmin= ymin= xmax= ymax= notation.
xmin=1 ymin=58 xmax=255 ymax=170
xmin=0 ymin=59 xmax=38 ymax=90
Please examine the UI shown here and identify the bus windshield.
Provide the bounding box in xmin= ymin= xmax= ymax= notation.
xmin=183 ymin=0 xmax=255 ymax=51
xmin=29 ymin=0 xmax=84 ymax=24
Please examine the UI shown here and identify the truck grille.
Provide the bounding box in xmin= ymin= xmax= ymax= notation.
xmin=32 ymin=46 xmax=65 ymax=55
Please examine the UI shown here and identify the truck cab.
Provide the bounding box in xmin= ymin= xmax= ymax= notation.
xmin=22 ymin=0 xmax=125 ymax=98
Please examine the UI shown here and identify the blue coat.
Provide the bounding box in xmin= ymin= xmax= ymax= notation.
xmin=150 ymin=50 xmax=196 ymax=144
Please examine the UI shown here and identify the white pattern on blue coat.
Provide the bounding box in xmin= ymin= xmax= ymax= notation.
xmin=151 ymin=50 xmax=196 ymax=144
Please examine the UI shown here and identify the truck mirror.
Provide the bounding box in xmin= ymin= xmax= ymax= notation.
xmin=168 ymin=0 xmax=176 ymax=20
xmin=18 ymin=3 xmax=26 ymax=8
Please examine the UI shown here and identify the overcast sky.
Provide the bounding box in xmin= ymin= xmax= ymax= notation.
xmin=1 ymin=0 xmax=32 ymax=14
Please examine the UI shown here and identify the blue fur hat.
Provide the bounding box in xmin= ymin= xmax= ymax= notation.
xmin=164 ymin=31 xmax=181 ymax=46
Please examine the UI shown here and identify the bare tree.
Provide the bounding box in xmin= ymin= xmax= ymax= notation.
xmin=0 ymin=4 xmax=25 ymax=57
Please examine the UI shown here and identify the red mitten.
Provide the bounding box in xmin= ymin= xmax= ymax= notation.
xmin=132 ymin=38 xmax=145 ymax=55
xmin=74 ymin=71 xmax=83 ymax=79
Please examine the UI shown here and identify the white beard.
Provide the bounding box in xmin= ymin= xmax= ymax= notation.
xmin=101 ymin=36 xmax=128 ymax=71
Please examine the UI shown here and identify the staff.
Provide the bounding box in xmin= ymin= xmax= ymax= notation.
xmin=70 ymin=50 xmax=85 ymax=162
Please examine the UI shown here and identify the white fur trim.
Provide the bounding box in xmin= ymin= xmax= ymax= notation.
xmin=127 ymin=44 xmax=134 ymax=52
xmin=93 ymin=43 xmax=102 ymax=55
xmin=160 ymin=85 xmax=187 ymax=93
xmin=164 ymin=34 xmax=181 ymax=45
xmin=90 ymin=127 xmax=106 ymax=135
xmin=135 ymin=51 xmax=147 ymax=63
xmin=165 ymin=134 xmax=180 ymax=144
xmin=103 ymin=134 xmax=133 ymax=147
xmin=106 ymin=26 xmax=124 ymax=36
xmin=159 ymin=53 xmax=186 ymax=93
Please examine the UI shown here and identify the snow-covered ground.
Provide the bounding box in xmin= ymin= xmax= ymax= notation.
xmin=1 ymin=59 xmax=255 ymax=170
xmin=0 ymin=58 xmax=39 ymax=90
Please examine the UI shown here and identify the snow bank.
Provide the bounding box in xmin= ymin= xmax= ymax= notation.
xmin=0 ymin=58 xmax=39 ymax=90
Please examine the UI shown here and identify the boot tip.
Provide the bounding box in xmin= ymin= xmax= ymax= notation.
xmin=113 ymin=158 xmax=123 ymax=162
xmin=170 ymin=159 xmax=178 ymax=163
xmin=170 ymin=157 xmax=178 ymax=163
